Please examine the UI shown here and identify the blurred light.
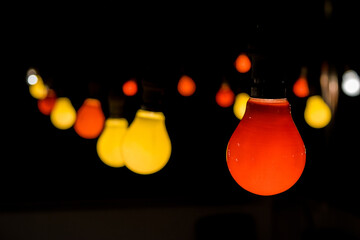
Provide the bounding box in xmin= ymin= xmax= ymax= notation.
xmin=177 ymin=75 xmax=196 ymax=96
xmin=74 ymin=98 xmax=105 ymax=139
xmin=320 ymin=63 xmax=339 ymax=114
xmin=37 ymin=89 xmax=57 ymax=115
xmin=50 ymin=97 xmax=77 ymax=130
xmin=227 ymin=98 xmax=306 ymax=196
xmin=233 ymin=93 xmax=250 ymax=120
xmin=122 ymin=109 xmax=171 ymax=175
xmin=29 ymin=75 xmax=47 ymax=99
xmin=216 ymin=83 xmax=235 ymax=107
xmin=27 ymin=74 xmax=38 ymax=85
xmin=304 ymin=95 xmax=332 ymax=128
xmin=342 ymin=70 xmax=360 ymax=97
xmin=122 ymin=79 xmax=138 ymax=96
xmin=293 ymin=77 xmax=309 ymax=98
xmin=97 ymin=118 xmax=128 ymax=168
xmin=234 ymin=53 xmax=251 ymax=73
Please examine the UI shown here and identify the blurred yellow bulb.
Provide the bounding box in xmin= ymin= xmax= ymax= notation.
xmin=29 ymin=75 xmax=47 ymax=99
xmin=233 ymin=93 xmax=250 ymax=120
xmin=304 ymin=95 xmax=332 ymax=128
xmin=50 ymin=97 xmax=77 ymax=130
xmin=97 ymin=118 xmax=128 ymax=168
xmin=122 ymin=109 xmax=171 ymax=175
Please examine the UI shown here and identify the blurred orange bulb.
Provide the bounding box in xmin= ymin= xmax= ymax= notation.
xmin=177 ymin=75 xmax=196 ymax=96
xmin=74 ymin=98 xmax=105 ymax=139
xmin=293 ymin=77 xmax=309 ymax=98
xmin=122 ymin=79 xmax=138 ymax=96
xmin=216 ymin=83 xmax=235 ymax=107
xmin=235 ymin=54 xmax=251 ymax=73
xmin=37 ymin=89 xmax=57 ymax=115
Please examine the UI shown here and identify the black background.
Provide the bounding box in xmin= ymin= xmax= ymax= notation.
xmin=3 ymin=1 xmax=360 ymax=239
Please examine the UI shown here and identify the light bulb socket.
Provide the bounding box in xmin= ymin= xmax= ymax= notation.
xmin=140 ymin=80 xmax=165 ymax=112
xmin=247 ymin=23 xmax=287 ymax=99
xmin=108 ymin=95 xmax=125 ymax=118
xmin=250 ymin=54 xmax=286 ymax=99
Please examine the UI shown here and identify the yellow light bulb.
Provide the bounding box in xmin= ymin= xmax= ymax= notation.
xmin=96 ymin=118 xmax=128 ymax=168
xmin=50 ymin=97 xmax=77 ymax=130
xmin=122 ymin=109 xmax=172 ymax=175
xmin=304 ymin=95 xmax=332 ymax=128
xmin=29 ymin=75 xmax=48 ymax=99
xmin=233 ymin=93 xmax=250 ymax=120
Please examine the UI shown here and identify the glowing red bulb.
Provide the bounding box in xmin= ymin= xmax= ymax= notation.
xmin=216 ymin=83 xmax=235 ymax=107
xmin=227 ymin=98 xmax=306 ymax=196
xmin=37 ymin=89 xmax=56 ymax=115
xmin=293 ymin=77 xmax=309 ymax=98
xmin=234 ymin=54 xmax=251 ymax=73
xmin=177 ymin=75 xmax=196 ymax=96
xmin=74 ymin=98 xmax=105 ymax=139
xmin=122 ymin=79 xmax=138 ymax=96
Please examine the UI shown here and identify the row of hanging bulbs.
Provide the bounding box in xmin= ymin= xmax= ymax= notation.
xmin=26 ymin=49 xmax=359 ymax=196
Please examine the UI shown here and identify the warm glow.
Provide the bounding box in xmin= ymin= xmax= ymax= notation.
xmin=304 ymin=95 xmax=332 ymax=128
xmin=50 ymin=97 xmax=77 ymax=130
xmin=29 ymin=75 xmax=47 ymax=99
xmin=233 ymin=93 xmax=250 ymax=120
xmin=227 ymin=98 xmax=306 ymax=196
xmin=216 ymin=83 xmax=235 ymax=107
xmin=342 ymin=70 xmax=360 ymax=97
xmin=177 ymin=75 xmax=196 ymax=96
xmin=122 ymin=79 xmax=138 ymax=96
xmin=97 ymin=118 xmax=128 ymax=168
xmin=74 ymin=98 xmax=105 ymax=139
xmin=122 ymin=109 xmax=171 ymax=175
xmin=27 ymin=74 xmax=38 ymax=85
xmin=293 ymin=77 xmax=309 ymax=98
xmin=38 ymin=89 xmax=57 ymax=115
xmin=234 ymin=53 xmax=251 ymax=73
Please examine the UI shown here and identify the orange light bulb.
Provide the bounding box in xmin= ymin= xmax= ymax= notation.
xmin=177 ymin=75 xmax=196 ymax=96
xmin=216 ymin=83 xmax=235 ymax=107
xmin=37 ymin=89 xmax=57 ymax=115
xmin=227 ymin=98 xmax=306 ymax=196
xmin=293 ymin=77 xmax=309 ymax=98
xmin=122 ymin=79 xmax=138 ymax=96
xmin=74 ymin=98 xmax=105 ymax=139
xmin=234 ymin=53 xmax=251 ymax=73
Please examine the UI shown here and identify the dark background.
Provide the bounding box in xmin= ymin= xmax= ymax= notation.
xmin=3 ymin=1 xmax=360 ymax=239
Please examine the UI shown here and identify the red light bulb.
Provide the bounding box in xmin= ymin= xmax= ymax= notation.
xmin=226 ymin=98 xmax=306 ymax=196
xmin=216 ymin=83 xmax=235 ymax=107
xmin=122 ymin=79 xmax=138 ymax=96
xmin=293 ymin=77 xmax=309 ymax=98
xmin=234 ymin=53 xmax=251 ymax=73
xmin=37 ymin=89 xmax=57 ymax=115
xmin=177 ymin=75 xmax=196 ymax=96
xmin=74 ymin=98 xmax=105 ymax=139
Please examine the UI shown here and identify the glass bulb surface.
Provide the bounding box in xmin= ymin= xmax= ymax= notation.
xmin=122 ymin=109 xmax=171 ymax=175
xmin=122 ymin=79 xmax=138 ymax=96
xmin=74 ymin=98 xmax=105 ymax=139
xmin=342 ymin=70 xmax=360 ymax=97
xmin=177 ymin=75 xmax=196 ymax=96
xmin=293 ymin=77 xmax=309 ymax=98
xmin=234 ymin=53 xmax=251 ymax=73
xmin=227 ymin=98 xmax=306 ymax=196
xmin=29 ymin=75 xmax=47 ymax=99
xmin=304 ymin=95 xmax=332 ymax=128
xmin=233 ymin=93 xmax=250 ymax=120
xmin=38 ymin=89 xmax=56 ymax=115
xmin=50 ymin=97 xmax=76 ymax=130
xmin=216 ymin=83 xmax=235 ymax=108
xmin=97 ymin=118 xmax=128 ymax=168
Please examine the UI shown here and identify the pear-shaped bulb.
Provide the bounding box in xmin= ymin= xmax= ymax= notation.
xmin=122 ymin=109 xmax=171 ymax=175
xmin=50 ymin=97 xmax=77 ymax=130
